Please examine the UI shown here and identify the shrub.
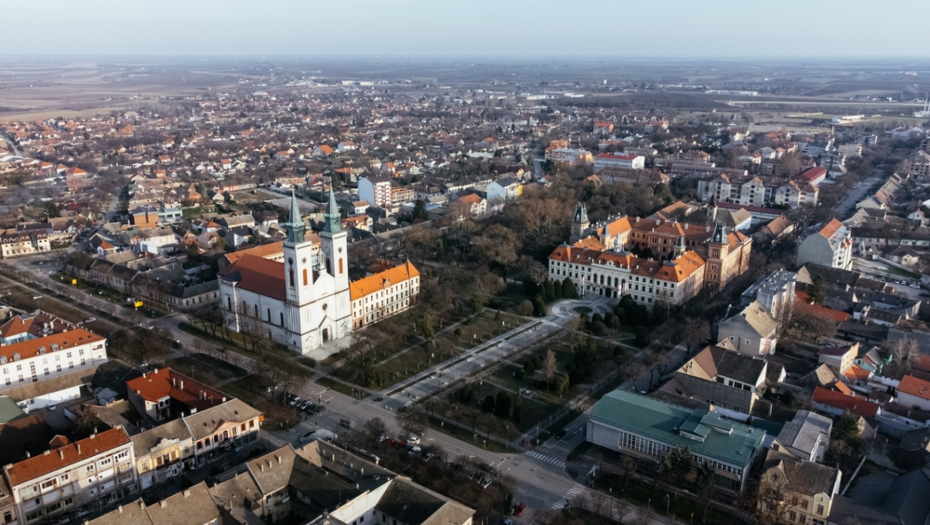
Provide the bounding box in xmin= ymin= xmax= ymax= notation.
xmin=514 ymin=369 xmax=526 ymax=381
xmin=482 ymin=394 xmax=496 ymax=413
xmin=516 ymin=300 xmax=533 ymax=316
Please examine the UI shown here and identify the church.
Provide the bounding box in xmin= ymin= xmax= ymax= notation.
xmin=218 ymin=190 xmax=420 ymax=355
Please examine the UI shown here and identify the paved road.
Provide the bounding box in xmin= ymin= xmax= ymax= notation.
xmin=833 ymin=175 xmax=880 ymax=219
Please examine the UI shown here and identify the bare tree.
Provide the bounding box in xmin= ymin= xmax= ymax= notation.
xmin=543 ymin=349 xmax=558 ymax=392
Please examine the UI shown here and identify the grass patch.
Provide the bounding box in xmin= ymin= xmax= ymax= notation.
xmin=166 ymin=354 xmax=247 ymax=385
xmin=573 ymin=306 xmax=593 ymax=314
xmin=594 ymin=474 xmax=739 ymax=525
xmin=442 ymin=310 xmax=527 ymax=350
xmin=177 ymin=322 xmax=299 ymax=365
xmin=425 ymin=415 xmax=513 ymax=453
xmin=492 ymin=282 xmax=534 ymax=312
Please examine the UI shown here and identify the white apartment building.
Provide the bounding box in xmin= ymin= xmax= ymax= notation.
xmin=0 ymin=329 xmax=107 ymax=391
xmin=357 ymin=175 xmax=393 ymax=209
xmin=2 ymin=428 xmax=136 ymax=525
xmin=594 ymin=153 xmax=646 ymax=172
xmin=0 ymin=231 xmax=50 ymax=259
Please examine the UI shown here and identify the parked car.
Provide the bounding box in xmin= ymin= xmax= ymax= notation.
xmin=408 ymin=435 xmax=421 ymax=444
xmin=514 ymin=503 xmax=526 ymax=517
xmin=479 ymin=477 xmax=492 ymax=489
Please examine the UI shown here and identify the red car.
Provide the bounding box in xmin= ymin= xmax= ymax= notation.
xmin=514 ymin=503 xmax=526 ymax=517
xmin=387 ymin=439 xmax=397 ymax=447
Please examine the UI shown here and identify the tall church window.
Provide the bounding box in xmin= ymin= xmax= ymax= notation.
xmin=303 ymin=269 xmax=308 ymax=286
xmin=280 ymin=312 xmax=284 ymax=326
xmin=267 ymin=308 xmax=271 ymax=322
xmin=339 ymin=258 xmax=344 ymax=274
xmin=289 ymin=269 xmax=294 ymax=287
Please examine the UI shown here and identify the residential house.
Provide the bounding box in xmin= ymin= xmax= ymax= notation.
xmin=593 ymin=153 xmax=645 ymax=171
xmin=130 ymin=419 xmax=194 ymax=490
xmin=757 ymin=449 xmax=841 ymax=525
xmin=797 ymin=219 xmax=853 ymax=270
xmin=126 ymin=368 xmax=228 ymax=424
xmin=658 ymin=345 xmax=770 ymax=413
xmin=773 ymin=411 xmax=832 ymax=463
xmin=716 ymin=301 xmax=779 ymax=356
xmin=897 ymin=375 xmax=930 ymax=412
xmin=487 ymin=177 xmax=522 ymax=201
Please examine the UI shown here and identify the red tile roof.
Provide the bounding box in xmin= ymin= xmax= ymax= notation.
xmin=219 ymin=254 xmax=286 ymax=301
xmin=350 ymin=261 xmax=420 ymax=301
xmin=899 ymin=375 xmax=930 ymax=401
xmin=0 ymin=329 xmax=104 ymax=363
xmin=5 ymin=428 xmax=130 ymax=486
xmin=126 ymin=367 xmax=227 ymax=410
xmin=795 ymin=291 xmax=850 ymax=322
xmin=812 ymin=386 xmax=879 ymax=418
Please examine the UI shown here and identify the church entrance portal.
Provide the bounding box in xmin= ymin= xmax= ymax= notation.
xmin=322 ymin=328 xmax=330 ymax=342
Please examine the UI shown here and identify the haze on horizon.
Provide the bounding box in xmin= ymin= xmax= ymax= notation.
xmin=5 ymin=0 xmax=930 ymax=60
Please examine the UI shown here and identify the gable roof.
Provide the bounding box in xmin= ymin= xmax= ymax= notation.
xmin=4 ymin=427 xmax=130 ymax=486
xmin=218 ymin=254 xmax=286 ymax=301
xmin=812 ymin=386 xmax=879 ymax=418
xmin=127 ymin=367 xmax=226 ymax=411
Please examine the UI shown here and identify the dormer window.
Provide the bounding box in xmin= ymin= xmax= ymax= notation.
xmin=38 ymin=347 xmax=46 ymax=355
xmin=12 ymin=353 xmax=20 ymax=361
xmin=0 ymin=356 xmax=6 ymax=364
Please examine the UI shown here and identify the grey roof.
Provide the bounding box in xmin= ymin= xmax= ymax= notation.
xmin=830 ymin=469 xmax=930 ymax=525
xmin=720 ymin=301 xmax=777 ymax=338
xmin=776 ymin=410 xmax=832 ymax=458
xmin=375 ymin=477 xmax=475 ymax=525
xmin=899 ymin=427 xmax=930 ymax=453
xmin=246 ymin=446 xmax=297 ymax=496
xmin=208 ymin=470 xmax=263 ymax=512
xmin=182 ymin=398 xmax=261 ymax=441
xmin=144 ymin=482 xmax=221 ymax=525
xmin=762 ymin=449 xmax=839 ymax=497
xmin=716 ymin=352 xmax=767 ymax=385
xmin=2 ymin=365 xmax=99 ymax=402
xmin=86 ymin=499 xmax=152 ymax=525
xmin=0 ymin=395 xmax=25 ymax=423
xmin=131 ymin=419 xmax=192 ymax=457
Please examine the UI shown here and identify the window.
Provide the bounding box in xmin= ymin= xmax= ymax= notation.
xmin=87 ymin=464 xmax=94 ymax=472
xmin=816 ymin=505 xmax=824 ymax=516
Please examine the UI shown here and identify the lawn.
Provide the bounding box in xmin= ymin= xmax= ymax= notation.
xmin=178 ymin=321 xmax=300 ymax=365
xmin=593 ymin=474 xmax=739 ymax=525
xmin=424 ymin=415 xmax=513 ymax=453
xmin=166 ymin=354 xmax=247 ymax=386
xmin=222 ymin=374 xmax=274 ymax=405
xmin=437 ymin=309 xmax=528 ymax=350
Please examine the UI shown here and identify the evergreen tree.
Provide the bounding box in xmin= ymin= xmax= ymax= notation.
xmin=561 ymin=277 xmax=578 ymax=299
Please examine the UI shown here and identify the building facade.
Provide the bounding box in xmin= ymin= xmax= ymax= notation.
xmin=0 ymin=329 xmax=107 ymax=391
xmin=594 ymin=153 xmax=645 ymax=172
xmin=2 ymin=428 xmax=137 ymax=525
xmin=0 ymin=231 xmax=50 ymax=259
xmin=587 ymin=391 xmax=765 ymax=497
xmin=358 ymin=176 xmax=393 ymax=209
xmin=796 ymin=219 xmax=853 ymax=270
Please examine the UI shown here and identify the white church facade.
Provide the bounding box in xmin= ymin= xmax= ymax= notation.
xmin=218 ymin=190 xmax=419 ymax=355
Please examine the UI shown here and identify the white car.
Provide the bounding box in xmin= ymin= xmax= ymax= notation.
xmin=910 ymin=283 xmax=921 ymax=289
xmin=408 ymin=435 xmax=421 ymax=444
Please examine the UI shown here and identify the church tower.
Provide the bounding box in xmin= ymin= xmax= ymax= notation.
xmin=706 ymin=223 xmax=729 ymax=293
xmin=570 ymin=202 xmax=590 ymax=243
xmin=283 ymin=190 xmax=315 ymax=306
xmin=320 ymin=187 xmax=352 ymax=339
xmin=673 ymin=234 xmax=687 ymax=259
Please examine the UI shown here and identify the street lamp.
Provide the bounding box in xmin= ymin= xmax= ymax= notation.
xmin=665 ymin=494 xmax=670 ymax=515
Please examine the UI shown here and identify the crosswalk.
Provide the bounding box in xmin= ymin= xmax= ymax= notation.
xmin=551 ymin=485 xmax=585 ymax=510
xmin=524 ymin=451 xmax=566 ymax=468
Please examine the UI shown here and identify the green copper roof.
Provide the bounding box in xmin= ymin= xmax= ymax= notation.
xmin=324 ymin=186 xmax=342 ymax=234
xmin=284 ymin=189 xmax=306 ymax=243
xmin=589 ymin=390 xmax=764 ymax=467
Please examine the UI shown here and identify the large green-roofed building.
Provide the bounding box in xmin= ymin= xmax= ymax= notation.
xmin=587 ymin=390 xmax=766 ymax=495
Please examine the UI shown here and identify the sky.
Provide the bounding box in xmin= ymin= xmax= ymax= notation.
xmin=5 ymin=0 xmax=930 ymax=58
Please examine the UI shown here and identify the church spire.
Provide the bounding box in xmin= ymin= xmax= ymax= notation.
xmin=573 ymin=202 xmax=589 ymax=224
xmin=324 ymin=185 xmax=342 ymax=234
xmin=711 ymin=222 xmax=726 ymax=244
xmin=284 ymin=189 xmax=305 ymax=244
